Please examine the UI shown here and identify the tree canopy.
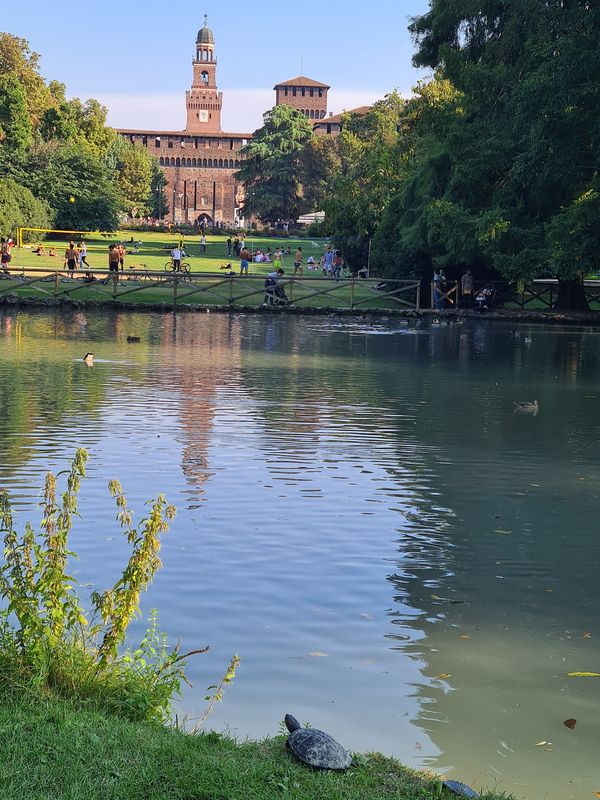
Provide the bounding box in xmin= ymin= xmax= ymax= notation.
xmin=236 ymin=105 xmax=315 ymax=224
xmin=0 ymin=33 xmax=165 ymax=236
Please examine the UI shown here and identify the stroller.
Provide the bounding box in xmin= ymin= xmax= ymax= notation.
xmin=474 ymin=285 xmax=497 ymax=312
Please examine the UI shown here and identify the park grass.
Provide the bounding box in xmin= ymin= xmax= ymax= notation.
xmin=6 ymin=230 xmax=412 ymax=310
xmin=15 ymin=230 xmax=325 ymax=277
xmin=0 ymin=693 xmax=512 ymax=800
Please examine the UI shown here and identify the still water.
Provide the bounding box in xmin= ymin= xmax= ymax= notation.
xmin=0 ymin=308 xmax=599 ymax=800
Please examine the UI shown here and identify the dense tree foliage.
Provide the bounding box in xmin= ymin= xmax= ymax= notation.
xmin=236 ymin=105 xmax=315 ymax=223
xmin=0 ymin=33 xmax=165 ymax=236
xmin=307 ymin=3 xmax=600 ymax=309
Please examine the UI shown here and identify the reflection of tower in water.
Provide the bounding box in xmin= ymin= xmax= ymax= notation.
xmin=154 ymin=314 xmax=243 ymax=506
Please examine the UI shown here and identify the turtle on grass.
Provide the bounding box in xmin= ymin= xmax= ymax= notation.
xmin=442 ymin=779 xmax=480 ymax=798
xmin=284 ymin=713 xmax=352 ymax=771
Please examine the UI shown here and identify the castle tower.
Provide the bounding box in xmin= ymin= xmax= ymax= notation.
xmin=274 ymin=76 xmax=330 ymax=121
xmin=186 ymin=15 xmax=223 ymax=133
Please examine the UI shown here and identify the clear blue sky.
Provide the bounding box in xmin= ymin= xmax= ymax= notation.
xmin=2 ymin=0 xmax=432 ymax=131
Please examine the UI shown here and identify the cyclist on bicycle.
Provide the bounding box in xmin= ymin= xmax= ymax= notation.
xmin=171 ymin=246 xmax=182 ymax=272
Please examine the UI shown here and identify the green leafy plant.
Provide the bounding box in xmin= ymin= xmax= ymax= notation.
xmin=0 ymin=449 xmax=237 ymax=723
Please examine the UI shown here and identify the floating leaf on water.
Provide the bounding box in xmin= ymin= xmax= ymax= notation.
xmin=494 ymin=529 xmax=512 ymax=535
xmin=460 ymin=635 xmax=471 ymax=640
xmin=583 ymin=632 xmax=592 ymax=639
xmin=308 ymin=651 xmax=328 ymax=657
xmin=568 ymin=672 xmax=600 ymax=677
xmin=436 ymin=673 xmax=452 ymax=679
xmin=535 ymin=741 xmax=547 ymax=747
xmin=431 ymin=594 xmax=442 ymax=600
xmin=564 ymin=718 xmax=577 ymax=729
xmin=591 ymin=792 xmax=600 ymax=798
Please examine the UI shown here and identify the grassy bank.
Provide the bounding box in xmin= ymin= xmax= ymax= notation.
xmin=0 ymin=694 xmax=510 ymax=800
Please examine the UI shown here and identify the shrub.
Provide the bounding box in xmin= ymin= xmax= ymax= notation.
xmin=0 ymin=450 xmax=238 ymax=723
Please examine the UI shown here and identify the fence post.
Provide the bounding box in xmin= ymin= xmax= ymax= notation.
xmin=54 ymin=271 xmax=59 ymax=297
xmin=289 ymin=277 xmax=294 ymax=304
xmin=112 ymin=273 xmax=118 ymax=301
xmin=350 ymin=279 xmax=355 ymax=309
xmin=173 ymin=275 xmax=178 ymax=310
xmin=416 ymin=281 xmax=421 ymax=312
xmin=229 ymin=275 xmax=234 ymax=305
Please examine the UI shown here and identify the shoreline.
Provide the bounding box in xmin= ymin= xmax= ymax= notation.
xmin=1 ymin=292 xmax=599 ymax=325
xmin=0 ymin=693 xmax=510 ymax=800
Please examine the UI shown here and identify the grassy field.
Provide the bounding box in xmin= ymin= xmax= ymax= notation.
xmin=0 ymin=694 xmax=510 ymax=800
xmin=4 ymin=232 xmax=415 ymax=311
xmin=15 ymin=230 xmax=327 ymax=277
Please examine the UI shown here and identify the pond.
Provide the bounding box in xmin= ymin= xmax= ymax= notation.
xmin=0 ymin=308 xmax=599 ymax=800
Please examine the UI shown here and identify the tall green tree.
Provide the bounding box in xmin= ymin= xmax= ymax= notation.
xmin=322 ymin=93 xmax=407 ymax=269
xmin=0 ymin=177 xmax=52 ymax=239
xmin=236 ymin=105 xmax=314 ymax=224
xmin=0 ymin=34 xmax=56 ymax=128
xmin=403 ymin=0 xmax=600 ymax=309
xmin=24 ymin=141 xmax=120 ymax=231
xmin=0 ymin=74 xmax=33 ymax=165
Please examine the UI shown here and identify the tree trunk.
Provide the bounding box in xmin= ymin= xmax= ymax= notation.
xmin=554 ymin=276 xmax=589 ymax=312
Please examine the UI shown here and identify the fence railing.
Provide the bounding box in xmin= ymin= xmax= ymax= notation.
xmin=431 ymin=279 xmax=600 ymax=310
xmin=0 ymin=267 xmax=421 ymax=312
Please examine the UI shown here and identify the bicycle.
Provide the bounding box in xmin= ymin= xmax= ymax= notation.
xmin=164 ymin=260 xmax=191 ymax=275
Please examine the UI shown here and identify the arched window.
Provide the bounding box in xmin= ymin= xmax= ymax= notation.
xmin=176 ymin=157 xmax=181 ymax=167
xmin=192 ymin=158 xmax=197 ymax=167
xmin=208 ymin=158 xmax=213 ymax=167
xmin=159 ymin=157 xmax=164 ymax=166
xmin=218 ymin=159 xmax=223 ymax=167
xmin=203 ymin=158 xmax=207 ymax=167
xmin=223 ymin=159 xmax=229 ymax=168
xmin=187 ymin=158 xmax=192 ymax=166
xmin=235 ymin=160 xmax=240 ymax=168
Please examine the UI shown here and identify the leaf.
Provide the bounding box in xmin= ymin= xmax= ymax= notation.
xmin=436 ymin=673 xmax=452 ymax=679
xmin=535 ymin=741 xmax=547 ymax=746
xmin=567 ymin=672 xmax=600 ymax=677
xmin=564 ymin=718 xmax=577 ymax=729
xmin=309 ymin=651 xmax=328 ymax=657
xmin=583 ymin=632 xmax=592 ymax=639
xmin=591 ymin=792 xmax=600 ymax=798
xmin=460 ymin=635 xmax=471 ymax=640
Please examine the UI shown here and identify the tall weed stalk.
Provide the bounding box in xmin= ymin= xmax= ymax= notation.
xmin=0 ymin=450 xmax=237 ymax=723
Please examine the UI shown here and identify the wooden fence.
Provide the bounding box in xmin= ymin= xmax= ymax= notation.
xmin=0 ymin=267 xmax=421 ymax=312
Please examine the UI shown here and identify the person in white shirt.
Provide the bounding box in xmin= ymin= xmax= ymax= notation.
xmin=171 ymin=247 xmax=182 ymax=271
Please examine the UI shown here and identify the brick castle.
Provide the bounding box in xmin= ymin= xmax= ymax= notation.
xmin=117 ymin=15 xmax=360 ymax=226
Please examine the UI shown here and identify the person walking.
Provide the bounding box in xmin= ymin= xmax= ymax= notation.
xmin=323 ymin=247 xmax=334 ymax=278
xmin=240 ymin=245 xmax=250 ymax=276
xmin=78 ymin=241 xmax=91 ymax=269
xmin=461 ymin=269 xmax=474 ymax=307
xmin=226 ymin=237 xmax=232 ymax=256
xmin=294 ymin=246 xmax=303 ymax=276
xmin=1 ymin=237 xmax=11 ymax=274
xmin=200 ymin=233 xmax=207 ymax=254
xmin=65 ymin=241 xmax=78 ymax=274
xmin=433 ymin=269 xmax=442 ymax=309
xmin=108 ymin=244 xmax=120 ymax=273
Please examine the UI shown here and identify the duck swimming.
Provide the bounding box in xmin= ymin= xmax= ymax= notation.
xmin=514 ymin=400 xmax=539 ymax=415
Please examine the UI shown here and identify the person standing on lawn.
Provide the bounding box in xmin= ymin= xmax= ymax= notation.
xmin=294 ymin=246 xmax=303 ymax=276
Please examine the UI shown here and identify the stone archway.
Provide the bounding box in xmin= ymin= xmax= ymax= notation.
xmin=196 ymin=213 xmax=213 ymax=227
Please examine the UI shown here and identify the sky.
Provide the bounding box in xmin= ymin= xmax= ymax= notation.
xmin=3 ymin=0 xmax=432 ymax=132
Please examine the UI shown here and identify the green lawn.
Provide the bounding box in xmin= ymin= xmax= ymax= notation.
xmin=0 ymin=695 xmax=511 ymax=800
xmin=15 ymin=230 xmax=327 ymax=277
xmin=4 ymin=232 xmax=415 ymax=311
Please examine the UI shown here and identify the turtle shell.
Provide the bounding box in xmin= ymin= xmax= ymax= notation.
xmin=287 ymin=727 xmax=352 ymax=770
xmin=442 ymin=780 xmax=480 ymax=798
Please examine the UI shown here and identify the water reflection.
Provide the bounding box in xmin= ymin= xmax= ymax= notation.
xmin=0 ymin=310 xmax=599 ymax=800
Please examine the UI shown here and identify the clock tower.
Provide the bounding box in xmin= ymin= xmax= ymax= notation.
xmin=186 ymin=15 xmax=223 ymax=133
